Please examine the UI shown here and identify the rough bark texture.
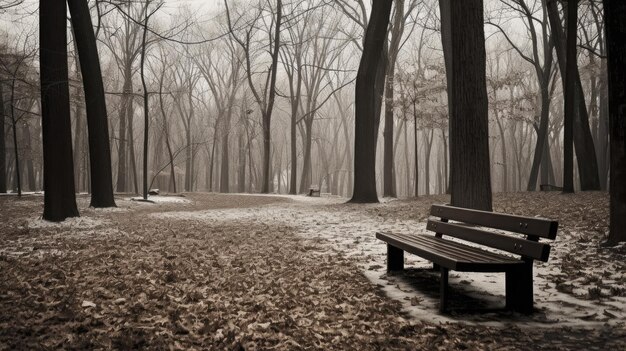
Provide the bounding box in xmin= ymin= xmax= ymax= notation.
xmin=444 ymin=0 xmax=492 ymax=211
xmin=40 ymin=0 xmax=79 ymax=221
xmin=68 ymin=0 xmax=116 ymax=207
xmin=604 ymin=0 xmax=626 ymax=244
xmin=350 ymin=0 xmax=393 ymax=203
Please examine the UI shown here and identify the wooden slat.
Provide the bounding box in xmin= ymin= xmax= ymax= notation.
xmin=430 ymin=205 xmax=559 ymax=240
xmin=376 ymin=232 xmax=523 ymax=272
xmin=425 ymin=220 xmax=551 ymax=261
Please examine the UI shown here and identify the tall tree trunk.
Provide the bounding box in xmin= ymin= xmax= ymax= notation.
xmin=116 ymin=67 xmax=131 ymax=193
xmin=140 ymin=8 xmax=150 ymax=200
xmin=0 ymin=83 xmax=6 ymax=193
xmin=562 ymin=0 xmax=577 ymax=193
xmin=220 ymin=109 xmax=231 ymax=193
xmin=424 ymin=129 xmax=433 ymax=196
xmin=299 ymin=118 xmax=313 ymax=194
xmin=383 ymin=0 xmax=405 ymax=198
xmin=604 ymin=0 xmax=626 ymax=244
xmin=350 ymin=0 xmax=392 ymax=203
xmin=10 ymin=73 xmax=21 ymax=196
xmin=21 ymin=121 xmax=36 ymax=191
xmin=238 ymin=125 xmax=246 ymax=193
xmin=547 ymin=0 xmax=600 ymax=191
xmin=40 ymin=0 xmax=79 ymax=221
xmin=443 ymin=0 xmax=492 ymax=211
xmin=598 ymin=57 xmax=609 ymax=190
xmin=68 ymin=0 xmax=116 ymax=206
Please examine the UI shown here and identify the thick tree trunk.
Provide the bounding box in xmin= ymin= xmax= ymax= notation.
xmin=40 ymin=0 xmax=79 ymax=221
xmin=604 ymin=0 xmax=626 ymax=244
xmin=443 ymin=0 xmax=492 ymax=211
xmin=68 ymin=0 xmax=116 ymax=206
xmin=350 ymin=0 xmax=392 ymax=203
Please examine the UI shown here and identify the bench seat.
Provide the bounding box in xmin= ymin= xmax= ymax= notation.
xmin=376 ymin=232 xmax=524 ymax=272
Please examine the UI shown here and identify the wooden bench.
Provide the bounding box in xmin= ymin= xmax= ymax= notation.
xmin=376 ymin=204 xmax=558 ymax=314
xmin=308 ymin=188 xmax=320 ymax=197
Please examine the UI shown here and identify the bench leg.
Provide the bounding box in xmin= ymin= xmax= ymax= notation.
xmin=505 ymin=263 xmax=533 ymax=314
xmin=439 ymin=267 xmax=449 ymax=313
xmin=387 ymin=244 xmax=404 ymax=271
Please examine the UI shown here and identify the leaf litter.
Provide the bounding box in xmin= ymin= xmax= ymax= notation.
xmin=0 ymin=192 xmax=624 ymax=350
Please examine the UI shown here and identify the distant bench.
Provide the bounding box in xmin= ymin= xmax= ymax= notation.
xmin=308 ymin=187 xmax=320 ymax=197
xmin=376 ymin=204 xmax=558 ymax=314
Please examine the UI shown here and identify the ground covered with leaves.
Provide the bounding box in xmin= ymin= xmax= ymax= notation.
xmin=0 ymin=192 xmax=624 ymax=350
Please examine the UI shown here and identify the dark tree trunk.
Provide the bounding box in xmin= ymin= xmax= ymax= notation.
xmin=604 ymin=0 xmax=626 ymax=244
xmin=68 ymin=0 xmax=116 ymax=207
xmin=443 ymin=0 xmax=492 ymax=211
xmin=547 ymin=0 xmax=601 ymax=191
xmin=220 ymin=108 xmax=231 ymax=193
xmin=21 ymin=121 xmax=36 ymax=191
xmin=0 ymin=83 xmax=6 ymax=193
xmin=116 ymin=67 xmax=131 ymax=193
xmin=562 ymin=0 xmax=577 ymax=193
xmin=40 ymin=0 xmax=79 ymax=221
xmin=350 ymin=0 xmax=392 ymax=203
xmin=140 ymin=8 xmax=149 ymax=200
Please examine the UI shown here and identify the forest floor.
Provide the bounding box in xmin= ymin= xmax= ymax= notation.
xmin=0 ymin=192 xmax=624 ymax=350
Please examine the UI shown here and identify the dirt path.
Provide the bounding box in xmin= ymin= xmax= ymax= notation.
xmin=0 ymin=193 xmax=624 ymax=350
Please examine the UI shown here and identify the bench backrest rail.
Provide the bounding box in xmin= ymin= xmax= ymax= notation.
xmin=429 ymin=205 xmax=558 ymax=262
xmin=430 ymin=205 xmax=558 ymax=239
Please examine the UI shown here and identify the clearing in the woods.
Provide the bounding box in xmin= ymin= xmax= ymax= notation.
xmin=0 ymin=193 xmax=624 ymax=350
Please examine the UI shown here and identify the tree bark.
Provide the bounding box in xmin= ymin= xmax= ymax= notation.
xmin=350 ymin=0 xmax=392 ymax=203
xmin=604 ymin=0 xmax=626 ymax=244
xmin=68 ymin=0 xmax=116 ymax=207
xmin=562 ymin=0 xmax=576 ymax=193
xmin=443 ymin=0 xmax=492 ymax=211
xmin=546 ymin=0 xmax=600 ymax=191
xmin=0 ymin=83 xmax=6 ymax=193
xmin=40 ymin=0 xmax=79 ymax=221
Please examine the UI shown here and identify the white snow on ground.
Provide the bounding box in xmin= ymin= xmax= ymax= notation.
xmin=128 ymin=195 xmax=191 ymax=204
xmin=27 ymin=216 xmax=110 ymax=229
xmin=153 ymin=194 xmax=625 ymax=328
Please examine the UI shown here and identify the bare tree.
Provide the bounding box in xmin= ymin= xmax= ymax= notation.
xmin=40 ymin=0 xmax=79 ymax=221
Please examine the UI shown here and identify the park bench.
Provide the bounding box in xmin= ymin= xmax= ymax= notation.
xmin=376 ymin=204 xmax=558 ymax=314
xmin=308 ymin=187 xmax=321 ymax=197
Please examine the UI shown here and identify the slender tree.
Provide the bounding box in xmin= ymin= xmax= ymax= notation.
xmin=350 ymin=0 xmax=393 ymax=203
xmin=67 ymin=0 xmax=116 ymax=207
xmin=604 ymin=0 xmax=626 ymax=244
xmin=562 ymin=0 xmax=576 ymax=193
xmin=0 ymin=82 xmax=5 ymax=193
xmin=442 ymin=0 xmax=492 ymax=211
xmin=40 ymin=0 xmax=79 ymax=221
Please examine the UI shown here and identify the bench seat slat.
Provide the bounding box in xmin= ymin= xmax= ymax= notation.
xmin=376 ymin=232 xmax=524 ymax=272
xmin=392 ymin=233 xmax=511 ymax=263
xmin=430 ymin=205 xmax=558 ymax=239
xmin=426 ymin=220 xmax=551 ymax=261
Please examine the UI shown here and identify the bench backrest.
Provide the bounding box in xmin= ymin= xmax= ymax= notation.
xmin=428 ymin=204 xmax=558 ymax=262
